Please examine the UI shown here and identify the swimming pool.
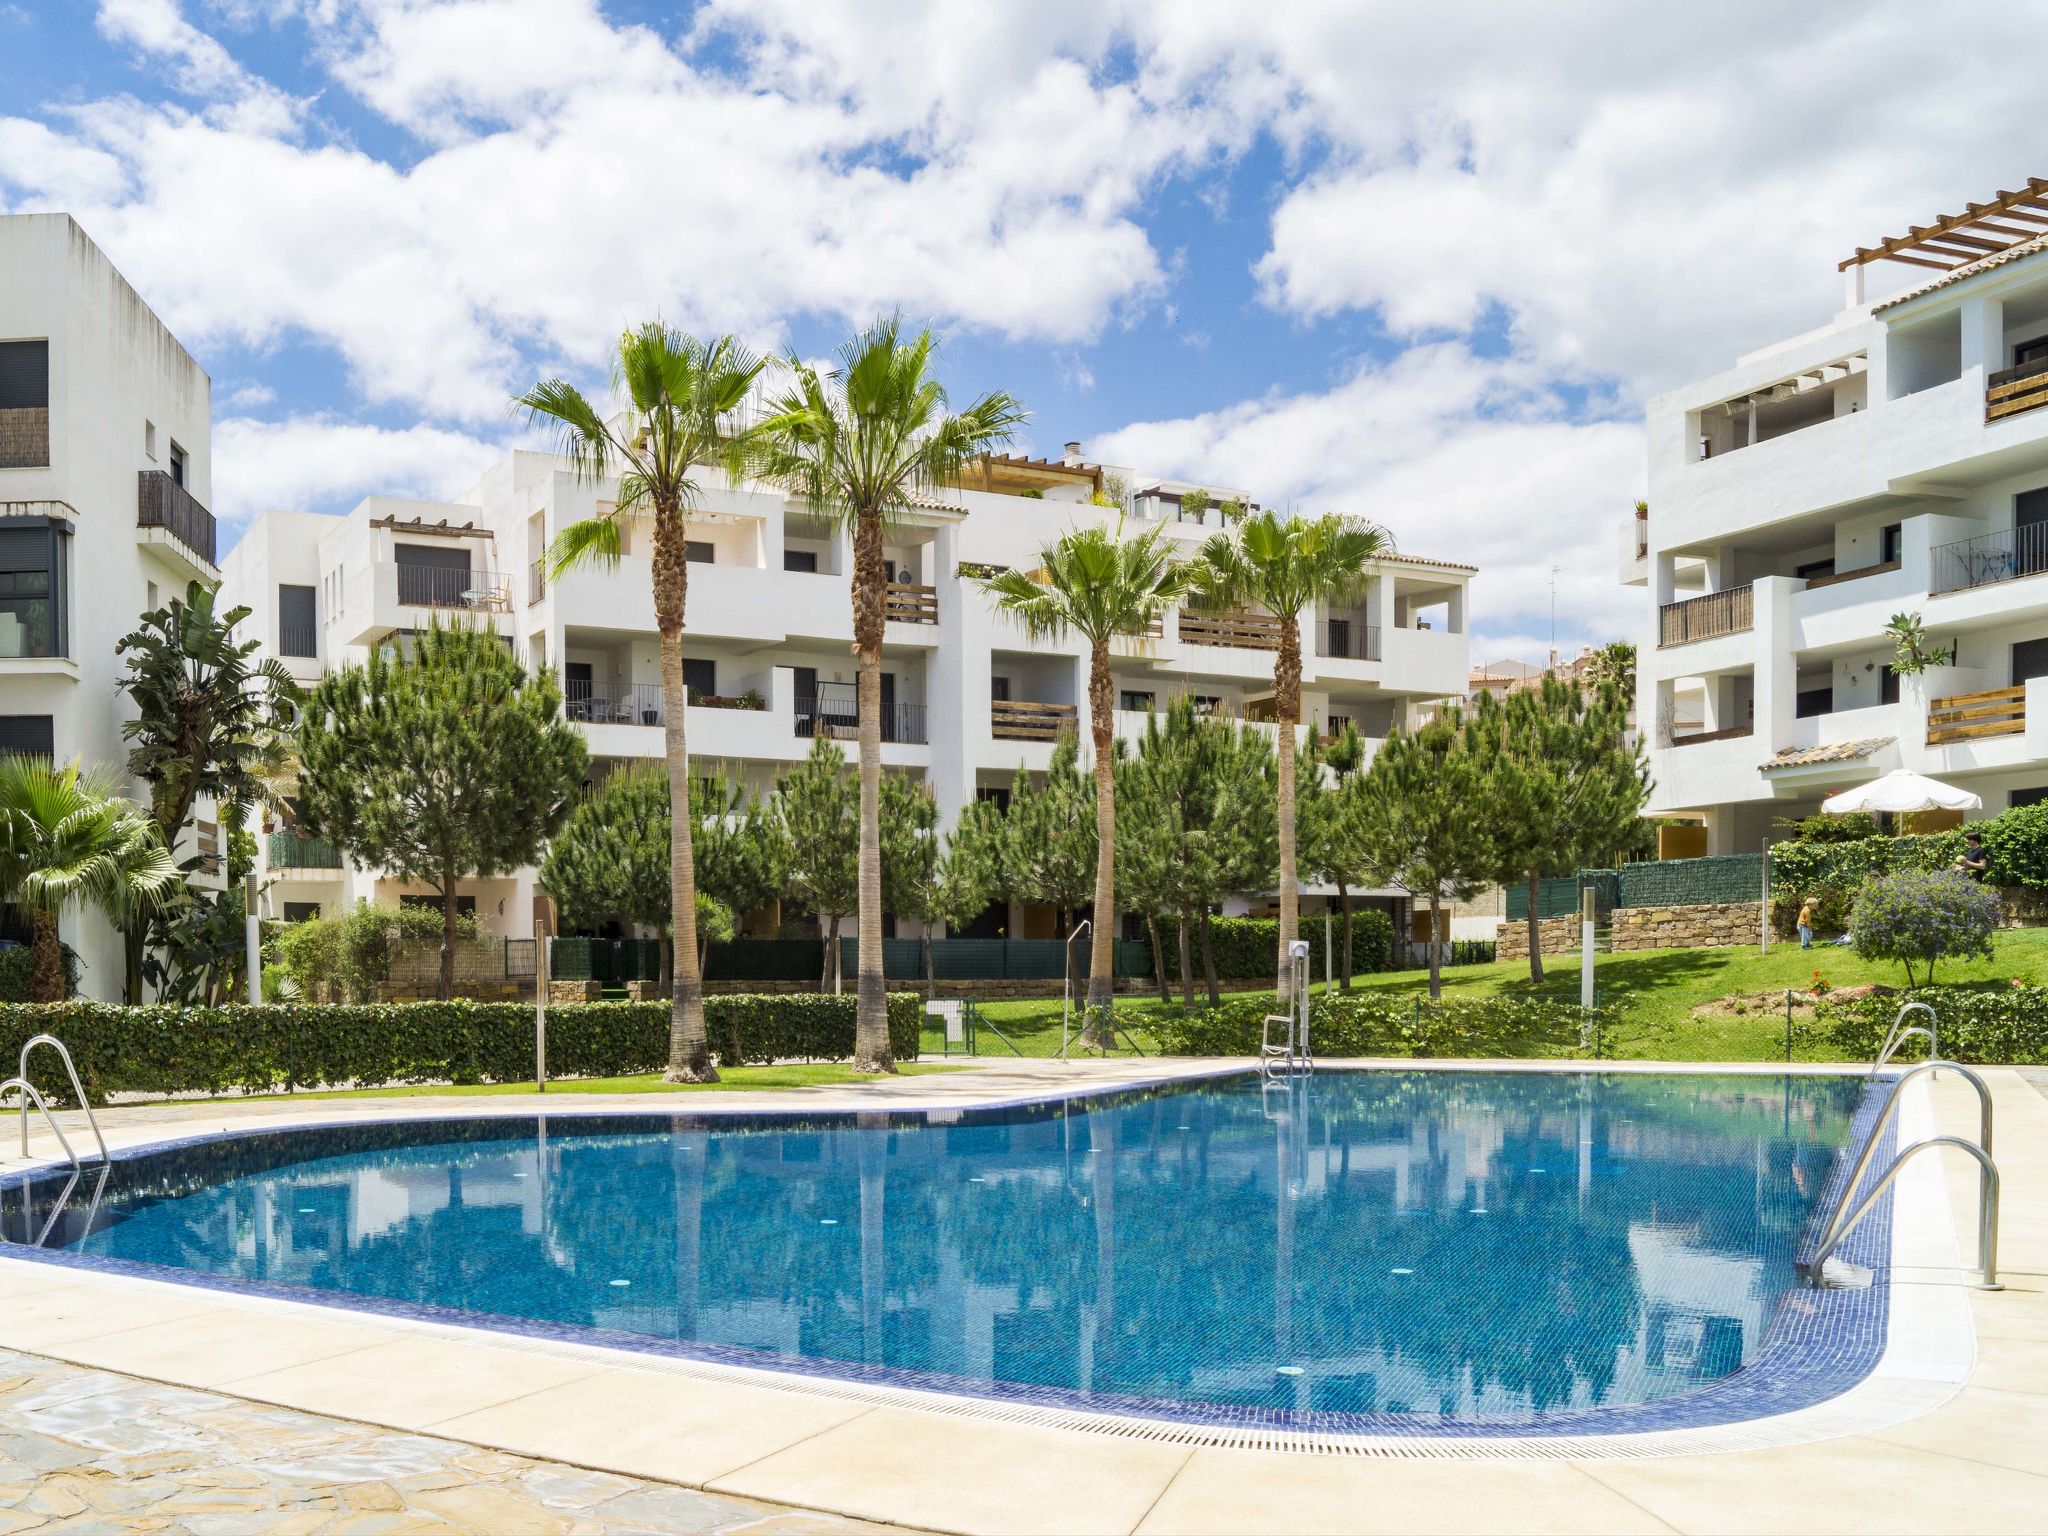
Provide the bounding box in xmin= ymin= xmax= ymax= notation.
xmin=1 ymin=1070 xmax=1891 ymax=1437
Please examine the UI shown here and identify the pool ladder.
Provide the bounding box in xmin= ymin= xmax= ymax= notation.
xmin=1 ymin=1034 xmax=107 ymax=1173
xmin=1803 ymin=1009 xmax=2001 ymax=1290
xmin=1261 ymin=941 xmax=1314 ymax=1081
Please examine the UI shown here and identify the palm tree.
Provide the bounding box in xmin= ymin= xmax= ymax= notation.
xmin=1194 ymin=510 xmax=1392 ymax=1001
xmin=516 ymin=325 xmax=767 ymax=1083
xmin=1581 ymin=640 xmax=1637 ymax=703
xmin=981 ymin=521 xmax=1192 ymax=1040
xmin=0 ymin=758 xmax=178 ymax=1002
xmin=748 ymin=318 xmax=1025 ymax=1073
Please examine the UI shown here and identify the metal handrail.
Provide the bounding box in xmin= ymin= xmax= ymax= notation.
xmin=1871 ymin=1001 xmax=1938 ymax=1076
xmin=0 ymin=1079 xmax=80 ymax=1171
xmin=1807 ymin=1137 xmax=2001 ymax=1289
xmin=17 ymin=1035 xmax=106 ymax=1163
xmin=1262 ymin=942 xmax=1314 ymax=1078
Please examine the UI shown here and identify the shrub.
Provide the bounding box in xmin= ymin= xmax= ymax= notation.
xmin=0 ymin=994 xmax=924 ymax=1105
xmin=1850 ymin=869 xmax=2000 ymax=986
xmin=1159 ymin=912 xmax=1395 ymax=982
xmin=1813 ymin=986 xmax=2048 ymax=1065
xmin=269 ymin=902 xmax=484 ymax=1003
xmin=1148 ymin=993 xmax=1591 ymax=1058
xmin=0 ymin=944 xmax=79 ymax=1004
xmin=1770 ymin=887 xmax=1852 ymax=940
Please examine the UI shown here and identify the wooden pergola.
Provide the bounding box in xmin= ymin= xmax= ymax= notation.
xmin=1843 ymin=178 xmax=2048 ymax=276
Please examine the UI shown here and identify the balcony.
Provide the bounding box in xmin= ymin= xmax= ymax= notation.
xmin=136 ymin=470 xmax=217 ymax=567
xmin=796 ymin=692 xmax=927 ymax=745
xmin=1315 ymin=615 xmax=1380 ymax=661
xmin=1804 ymin=560 xmax=1899 ymax=591
xmin=1987 ymin=356 xmax=2048 ymax=423
xmin=991 ymin=699 xmax=1078 ymax=741
xmin=382 ymin=562 xmax=509 ymax=611
xmin=1668 ymin=724 xmax=1753 ymax=747
xmin=1928 ymin=685 xmax=2025 ymax=745
xmin=885 ymin=581 xmax=938 ymax=624
xmin=268 ymin=829 xmax=343 ymax=870
xmin=1658 ymin=585 xmax=1752 ymax=648
xmin=1179 ymin=605 xmax=1281 ymax=650
xmin=567 ymin=681 xmax=666 ymax=726
xmin=0 ymin=407 xmax=48 ymax=469
xmin=1931 ymin=525 xmax=2048 ymax=595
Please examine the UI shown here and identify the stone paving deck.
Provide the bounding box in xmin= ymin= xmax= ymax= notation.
xmin=0 ymin=1345 xmax=897 ymax=1535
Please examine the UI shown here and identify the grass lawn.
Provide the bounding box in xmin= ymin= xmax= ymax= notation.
xmin=920 ymin=928 xmax=2048 ymax=1063
xmin=226 ymin=1061 xmax=969 ymax=1103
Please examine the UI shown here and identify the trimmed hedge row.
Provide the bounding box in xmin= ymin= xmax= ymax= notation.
xmin=0 ymin=994 xmax=924 ymax=1104
xmin=1811 ymin=987 xmax=2048 ymax=1065
xmin=1149 ymin=994 xmax=1591 ymax=1058
xmin=1771 ymin=802 xmax=2048 ymax=898
xmin=1160 ymin=912 xmax=1397 ymax=982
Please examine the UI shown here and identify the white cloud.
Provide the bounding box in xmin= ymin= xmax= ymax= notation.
xmin=211 ymin=414 xmax=506 ymax=529
xmin=96 ymin=0 xmax=301 ymax=134
xmin=1094 ymin=345 xmax=1645 ymax=657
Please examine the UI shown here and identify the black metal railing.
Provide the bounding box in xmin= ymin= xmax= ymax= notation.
xmin=1932 ymin=524 xmax=2048 ymax=593
xmin=136 ymin=470 xmax=217 ymax=565
xmin=1316 ymin=615 xmax=1381 ymax=660
xmin=566 ymin=680 xmax=667 ymax=726
xmin=392 ymin=562 xmax=504 ymax=608
xmin=794 ymin=694 xmax=928 ymax=745
xmin=279 ymin=623 xmax=317 ymax=659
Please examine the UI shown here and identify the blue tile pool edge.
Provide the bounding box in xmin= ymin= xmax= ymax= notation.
xmin=0 ymin=1067 xmax=1897 ymax=1443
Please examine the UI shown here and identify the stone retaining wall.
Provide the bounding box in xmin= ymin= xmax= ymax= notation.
xmin=1609 ymin=900 xmax=1757 ymax=952
xmin=1495 ymin=915 xmax=1582 ymax=959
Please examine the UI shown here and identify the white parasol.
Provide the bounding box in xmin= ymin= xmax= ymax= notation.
xmin=1821 ymin=768 xmax=1983 ymax=816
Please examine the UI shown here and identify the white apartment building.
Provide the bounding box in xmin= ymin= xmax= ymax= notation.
xmin=1632 ymin=179 xmax=2048 ymax=851
xmin=0 ymin=213 xmax=220 ymax=992
xmin=221 ymin=442 xmax=1474 ymax=951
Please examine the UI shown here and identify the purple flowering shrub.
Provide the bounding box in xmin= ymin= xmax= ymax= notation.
xmin=1850 ymin=869 xmax=2000 ymax=986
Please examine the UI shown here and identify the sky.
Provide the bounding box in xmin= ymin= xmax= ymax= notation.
xmin=0 ymin=1 xmax=2035 ymax=661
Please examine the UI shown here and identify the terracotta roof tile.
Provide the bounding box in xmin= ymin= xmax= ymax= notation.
xmin=1760 ymin=737 xmax=1894 ymax=771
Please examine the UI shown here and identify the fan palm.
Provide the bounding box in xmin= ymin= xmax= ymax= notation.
xmin=0 ymin=758 xmax=178 ymax=1002
xmin=981 ymin=521 xmax=1192 ymax=1039
xmin=516 ymin=325 xmax=768 ymax=1083
xmin=1194 ymin=510 xmax=1392 ymax=1000
xmin=748 ymin=317 xmax=1025 ymax=1072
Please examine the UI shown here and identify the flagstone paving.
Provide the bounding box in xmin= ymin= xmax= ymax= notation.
xmin=0 ymin=1346 xmax=899 ymax=1535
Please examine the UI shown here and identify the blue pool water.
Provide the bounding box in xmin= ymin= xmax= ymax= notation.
xmin=4 ymin=1071 xmax=1879 ymax=1432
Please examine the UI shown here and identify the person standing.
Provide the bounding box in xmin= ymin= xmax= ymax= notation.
xmin=1956 ymin=830 xmax=1990 ymax=882
xmin=1797 ymin=894 xmax=1817 ymax=949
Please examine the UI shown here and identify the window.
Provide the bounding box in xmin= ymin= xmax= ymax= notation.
xmin=393 ymin=542 xmax=473 ymax=605
xmin=0 ymin=520 xmax=66 ymax=658
xmin=1119 ymin=689 xmax=1156 ymax=712
xmin=976 ymin=786 xmax=1011 ymax=812
xmin=1881 ymin=523 xmax=1903 ymax=564
xmin=783 ymin=548 xmax=818 ymax=573
xmin=685 ymin=541 xmax=713 ymax=564
xmin=282 ymin=902 xmax=322 ymax=923
xmin=0 ymin=340 xmax=49 ymax=469
xmin=168 ymin=442 xmax=187 ymax=488
xmin=1192 ymin=695 xmax=1223 ymax=716
xmin=1794 ymin=557 xmax=1835 ymax=582
xmin=2010 ymin=786 xmax=2048 ymax=810
xmin=1796 ymin=686 xmax=1833 ymax=719
xmin=145 ymin=420 xmax=157 ymax=460
xmin=682 ymin=658 xmax=715 ymax=698
xmin=0 ymin=716 xmax=54 ymax=755
xmin=1326 ymin=713 xmax=1353 ymax=736
xmin=278 ymin=584 xmax=316 ymax=657
xmin=990 ymin=676 xmax=1011 ymax=702
xmin=2016 ymin=336 xmax=2048 ymax=368
xmin=1880 ymin=664 xmax=1900 ymax=705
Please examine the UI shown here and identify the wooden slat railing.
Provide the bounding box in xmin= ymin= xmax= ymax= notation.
xmin=884 ymin=582 xmax=938 ymax=624
xmin=1804 ymin=559 xmax=1900 ymax=591
xmin=991 ymin=699 xmax=1079 ymax=741
xmin=1669 ymin=725 xmax=1754 ymax=747
xmin=1987 ymin=356 xmax=2048 ymax=422
xmin=1928 ymin=684 xmax=2025 ymax=744
xmin=1179 ymin=606 xmax=1282 ymax=650
xmin=1658 ymin=584 xmax=1753 ymax=647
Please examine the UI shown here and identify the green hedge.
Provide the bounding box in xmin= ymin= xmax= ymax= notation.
xmin=0 ymin=994 xmax=924 ymax=1104
xmin=1810 ymin=986 xmax=2048 ymax=1065
xmin=1771 ymin=801 xmax=2048 ymax=899
xmin=1149 ymin=993 xmax=1590 ymax=1058
xmin=1160 ymin=913 xmax=1395 ymax=982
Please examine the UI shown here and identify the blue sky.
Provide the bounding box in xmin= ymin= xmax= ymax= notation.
xmin=0 ymin=1 xmax=2030 ymax=657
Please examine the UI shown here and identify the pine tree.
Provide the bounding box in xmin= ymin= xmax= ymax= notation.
xmin=1005 ymin=736 xmax=1097 ymax=934
xmin=692 ymin=775 xmax=790 ymax=955
xmin=297 ymin=625 xmax=588 ymax=999
xmin=775 ymin=739 xmax=860 ymax=991
xmin=1306 ymin=724 xmax=1374 ymax=988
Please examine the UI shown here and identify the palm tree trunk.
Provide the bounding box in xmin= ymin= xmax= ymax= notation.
xmin=1274 ymin=617 xmax=1302 ymax=1002
xmin=1146 ymin=913 xmax=1170 ymax=1004
xmin=29 ymin=910 xmax=64 ymax=1003
xmin=654 ymin=510 xmax=716 ymax=1082
xmin=851 ymin=512 xmax=893 ymax=1072
xmin=1083 ymin=642 xmax=1116 ymax=1045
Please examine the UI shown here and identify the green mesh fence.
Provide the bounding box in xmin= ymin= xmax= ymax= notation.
xmin=1617 ymin=853 xmax=1765 ymax=909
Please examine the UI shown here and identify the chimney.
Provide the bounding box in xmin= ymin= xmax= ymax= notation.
xmin=1062 ymin=440 xmax=1083 ymax=464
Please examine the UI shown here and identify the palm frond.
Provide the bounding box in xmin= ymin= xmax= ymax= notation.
xmin=548 ymin=515 xmax=625 ymax=578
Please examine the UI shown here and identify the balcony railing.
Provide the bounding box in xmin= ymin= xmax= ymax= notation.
xmin=885 ymin=582 xmax=938 ymax=624
xmin=795 ymin=694 xmax=928 ymax=745
xmin=387 ymin=562 xmax=509 ymax=610
xmin=567 ymin=681 xmax=666 ymax=726
xmin=1928 ymin=684 xmax=2025 ymax=745
xmin=529 ymin=558 xmax=546 ymax=604
xmin=1987 ymin=355 xmax=2048 ymax=422
xmin=991 ymin=699 xmax=1079 ymax=741
xmin=136 ymin=470 xmax=217 ymax=566
xmin=268 ymin=829 xmax=343 ymax=869
xmin=1657 ymin=585 xmax=1752 ymax=647
xmin=1316 ymin=616 xmax=1380 ymax=661
xmin=1804 ymin=559 xmax=1900 ymax=591
xmin=279 ymin=623 xmax=317 ymax=659
xmin=0 ymin=407 xmax=48 ymax=469
xmin=1668 ymin=724 xmax=1753 ymax=747
xmin=1932 ymin=525 xmax=2048 ymax=594
xmin=1179 ymin=605 xmax=1282 ymax=650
